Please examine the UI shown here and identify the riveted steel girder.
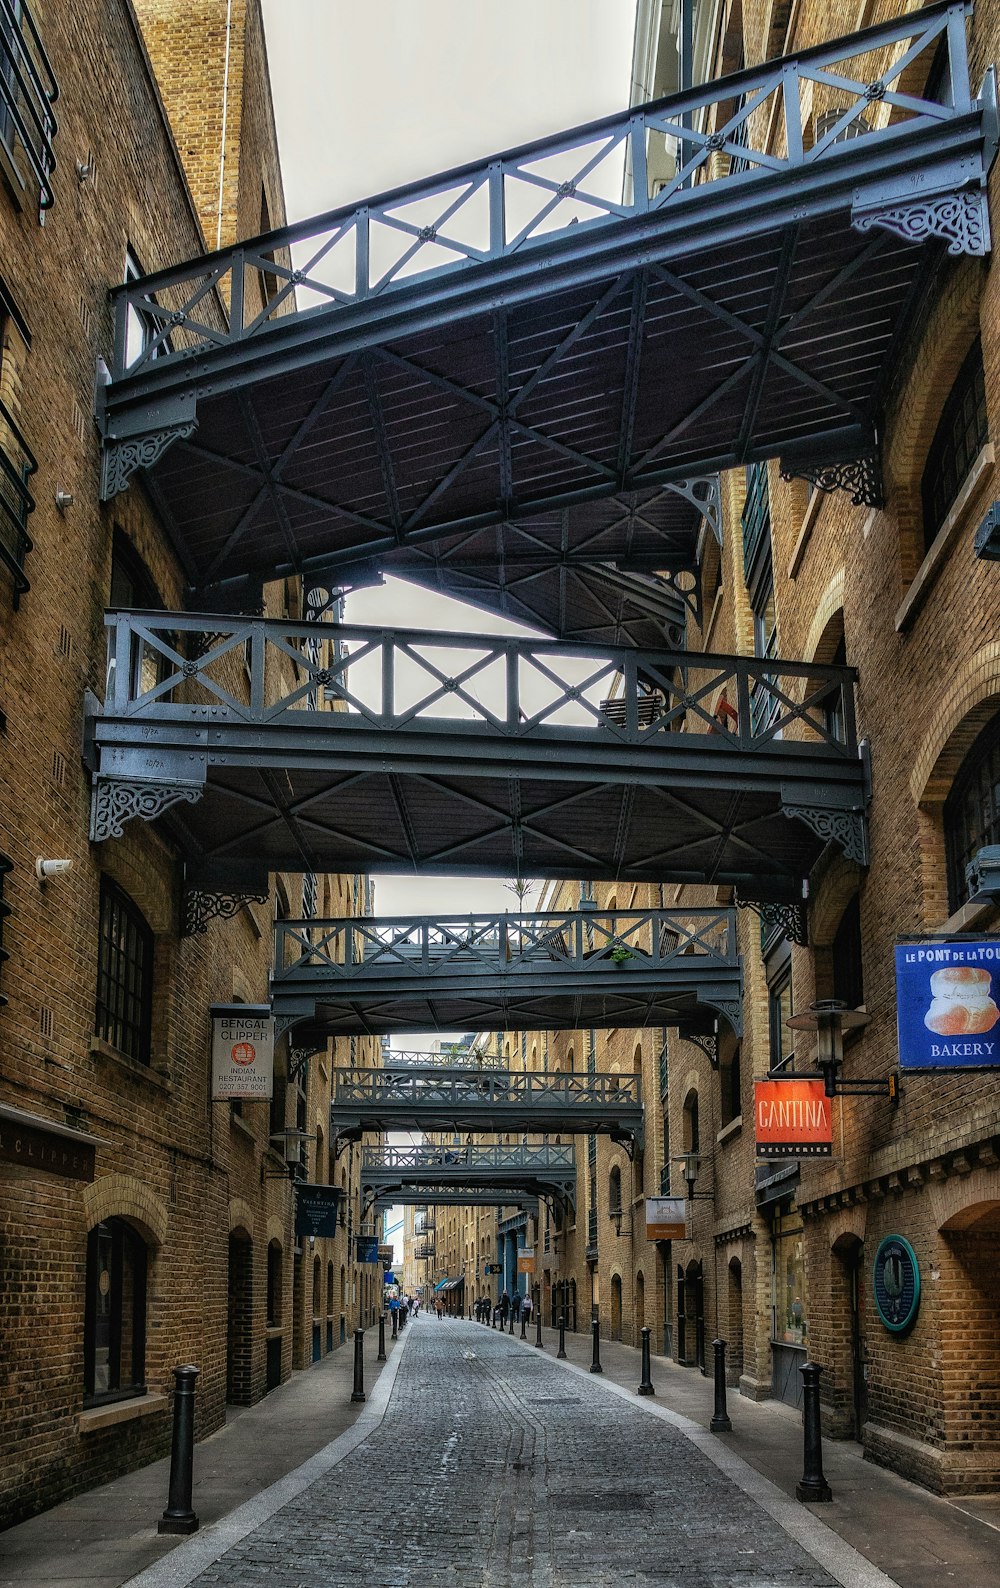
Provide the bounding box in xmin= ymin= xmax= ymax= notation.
xmin=372 ymin=1193 xmax=540 ymax=1214
xmin=96 ymin=5 xmax=994 ymax=606
xmin=87 ymin=612 xmax=868 ymax=895
xmin=271 ymin=907 xmax=742 ymax=1042
xmin=361 ymin=1144 xmax=577 ymax=1215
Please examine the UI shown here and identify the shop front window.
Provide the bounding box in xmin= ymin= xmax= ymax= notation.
xmin=773 ymin=1207 xmax=808 ymax=1349
xmin=83 ymin=1219 xmax=148 ymax=1405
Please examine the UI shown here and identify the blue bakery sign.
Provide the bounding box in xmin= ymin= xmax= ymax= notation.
xmin=895 ymin=940 xmax=1000 ymax=1070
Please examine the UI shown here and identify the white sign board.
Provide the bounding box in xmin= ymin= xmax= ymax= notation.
xmin=211 ymin=1005 xmax=274 ymax=1100
xmin=645 ymin=1196 xmax=687 ymax=1242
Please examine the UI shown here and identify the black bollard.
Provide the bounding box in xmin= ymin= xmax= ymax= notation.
xmin=535 ymin=1306 xmax=544 ymax=1348
xmin=509 ymin=1309 xmax=515 ymax=1335
xmin=710 ymin=1338 xmax=731 ymax=1430
xmin=351 ymin=1328 xmax=366 ymax=1404
xmin=589 ymin=1317 xmax=603 ymax=1374
xmin=796 ymin=1362 xmax=832 ymax=1502
xmin=637 ymin=1326 xmax=655 ymax=1397
xmin=158 ymin=1365 xmax=200 ymax=1535
xmin=492 ymin=1306 xmax=497 ymax=1329
xmin=557 ymin=1311 xmax=567 ymax=1360
xmin=377 ymin=1311 xmax=387 ymax=1363
xmin=520 ymin=1309 xmax=527 ymax=1340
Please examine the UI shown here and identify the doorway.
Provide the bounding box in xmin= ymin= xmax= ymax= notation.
xmin=226 ymin=1231 xmax=253 ymax=1405
xmin=611 ymin=1274 xmax=622 ymax=1340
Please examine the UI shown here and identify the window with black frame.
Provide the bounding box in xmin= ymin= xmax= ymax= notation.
xmin=719 ymin=1031 xmax=742 ymax=1126
xmin=944 ymin=715 xmax=1000 ymax=912
xmin=742 ymin=462 xmax=778 ymax=734
xmin=95 ymin=878 xmax=153 ymax=1064
xmin=83 ymin=1219 xmax=148 ymax=1405
xmin=832 ymin=894 xmax=865 ymax=1012
xmin=921 ymin=337 xmax=989 ymax=554
xmin=767 ymin=944 xmax=794 ymax=1074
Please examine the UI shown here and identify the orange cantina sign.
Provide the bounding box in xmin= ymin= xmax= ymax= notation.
xmin=754 ymin=1078 xmax=832 ymax=1159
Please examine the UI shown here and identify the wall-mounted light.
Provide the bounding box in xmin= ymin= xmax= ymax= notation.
xmin=76 ymin=158 xmax=94 ymax=184
xmin=36 ymin=858 xmax=72 ymax=882
xmin=55 ymin=490 xmax=74 ymax=513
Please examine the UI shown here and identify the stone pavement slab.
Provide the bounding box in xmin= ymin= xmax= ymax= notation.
xmin=511 ymin=1318 xmax=1000 ymax=1588
xmin=0 ymin=1325 xmax=402 ymax=1588
xmin=120 ymin=1315 xmax=903 ymax=1588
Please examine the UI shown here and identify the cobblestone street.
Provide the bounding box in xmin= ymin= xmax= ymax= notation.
xmin=130 ymin=1317 xmax=893 ymax=1588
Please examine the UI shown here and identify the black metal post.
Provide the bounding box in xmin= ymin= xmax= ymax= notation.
xmin=710 ymin=1338 xmax=731 ymax=1430
xmin=638 ymin=1326 xmax=655 ymax=1396
xmin=157 ymin=1365 xmax=200 ymax=1535
xmin=509 ymin=1308 xmax=514 ymax=1335
xmin=796 ymin=1362 xmax=832 ymax=1502
xmin=520 ymin=1308 xmax=527 ymax=1340
xmin=535 ymin=1305 xmax=543 ymax=1348
xmin=351 ymin=1328 xmax=366 ymax=1404
xmin=377 ymin=1311 xmax=387 ymax=1363
xmin=557 ymin=1311 xmax=567 ymax=1360
xmin=590 ymin=1317 xmax=603 ymax=1374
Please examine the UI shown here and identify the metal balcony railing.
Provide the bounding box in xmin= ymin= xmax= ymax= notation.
xmin=107 ymin=3 xmax=979 ymax=382
xmin=365 ymin=1144 xmax=574 ymax=1172
xmin=415 ymin=1244 xmax=435 ymax=1261
xmin=337 ymin=1069 xmax=640 ymax=1108
xmin=383 ymin=1046 xmax=506 ymax=1070
xmin=278 ymin=907 xmax=735 ymax=981
xmin=0 ymin=398 xmax=35 ymax=605
xmin=99 ymin=611 xmax=860 ymax=757
xmin=0 ymin=0 xmax=58 ymax=212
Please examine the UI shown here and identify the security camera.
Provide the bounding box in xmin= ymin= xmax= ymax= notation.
xmin=36 ymin=859 xmax=73 ymax=882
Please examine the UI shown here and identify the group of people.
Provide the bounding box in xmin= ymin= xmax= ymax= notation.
xmin=474 ymin=1287 xmax=532 ymax=1328
xmin=387 ymin=1293 xmax=418 ymax=1324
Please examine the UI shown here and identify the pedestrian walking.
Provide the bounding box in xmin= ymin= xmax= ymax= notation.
xmin=522 ymin=1292 xmax=533 ymax=1325
xmin=512 ymin=1291 xmax=521 ymax=1322
xmin=435 ymin=1296 xmax=443 ymax=1320
xmin=499 ymin=1288 xmax=510 ymax=1326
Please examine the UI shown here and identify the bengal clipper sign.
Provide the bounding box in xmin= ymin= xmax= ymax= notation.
xmin=754 ymin=1077 xmax=832 ymax=1159
xmin=211 ymin=1005 xmax=275 ymax=1100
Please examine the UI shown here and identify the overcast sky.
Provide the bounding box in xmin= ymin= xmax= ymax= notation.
xmin=261 ymin=2 xmax=638 ymax=1069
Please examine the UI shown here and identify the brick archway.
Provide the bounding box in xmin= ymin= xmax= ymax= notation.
xmin=82 ymin=1174 xmax=167 ymax=1247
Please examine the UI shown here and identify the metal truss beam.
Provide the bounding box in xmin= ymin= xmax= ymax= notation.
xmin=360 ymin=1144 xmax=577 ymax=1216
xmin=96 ymin=5 xmax=994 ymax=593
xmin=372 ymin=1193 xmax=540 ymax=1214
xmin=87 ymin=612 xmax=868 ymax=893
xmin=271 ymin=906 xmax=742 ymax=1042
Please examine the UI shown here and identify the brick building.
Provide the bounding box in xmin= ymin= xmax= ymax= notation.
xmin=446 ymin=0 xmax=1000 ymax=1500
xmin=0 ymin=0 xmax=378 ymax=1528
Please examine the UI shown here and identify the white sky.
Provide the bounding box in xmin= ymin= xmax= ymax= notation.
xmin=262 ymin=2 xmax=638 ymax=1117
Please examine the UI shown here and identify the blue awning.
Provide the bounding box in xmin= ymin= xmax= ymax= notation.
xmin=434 ymin=1277 xmax=449 ymax=1292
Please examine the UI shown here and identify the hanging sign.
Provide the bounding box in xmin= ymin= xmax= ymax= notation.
xmin=872 ymin=1234 xmax=920 ymax=1333
xmin=295 ymin=1184 xmax=341 ymax=1239
xmin=355 ymin=1235 xmax=380 ymax=1264
xmin=517 ymin=1247 xmax=535 ymax=1274
xmin=754 ymin=1078 xmax=832 ymax=1158
xmin=211 ymin=1005 xmax=274 ymax=1100
xmin=644 ymin=1196 xmax=687 ymax=1240
xmin=896 ymin=941 xmax=1000 ymax=1069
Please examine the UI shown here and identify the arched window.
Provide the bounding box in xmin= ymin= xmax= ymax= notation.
xmin=95 ymin=878 xmax=153 ymax=1065
xmin=266 ymin=1240 xmax=283 ymax=1328
xmin=719 ymin=1032 xmax=742 ymax=1127
xmin=945 ymin=715 xmax=1000 ymax=910
xmin=83 ymin=1219 xmax=148 ymax=1405
xmin=682 ymin=1089 xmax=700 ymax=1154
xmin=832 ymin=894 xmax=865 ymax=1010
xmin=608 ymin=1165 xmax=622 ymax=1216
xmin=921 ymin=337 xmax=989 ymax=552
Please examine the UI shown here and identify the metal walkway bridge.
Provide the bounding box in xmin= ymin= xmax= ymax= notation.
xmin=371 ymin=1192 xmax=540 ymax=1216
xmin=87 ymin=612 xmax=867 ymax=910
xmin=360 ymin=1144 xmax=577 ymax=1215
xmin=97 ymin=4 xmax=994 ymax=622
xmin=270 ymin=906 xmax=741 ymax=1041
xmin=331 ymin=1067 xmax=644 ymax=1154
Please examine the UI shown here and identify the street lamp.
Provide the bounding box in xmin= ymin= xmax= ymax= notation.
xmin=672 ymin=1152 xmax=709 ymax=1200
xmin=784 ymin=999 xmax=894 ymax=1099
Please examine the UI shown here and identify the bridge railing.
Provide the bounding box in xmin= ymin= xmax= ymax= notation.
xmin=335 ymin=1068 xmax=641 ymax=1106
xmin=108 ymin=3 xmax=971 ymax=378
xmin=101 ymin=610 xmax=859 ymax=757
xmin=276 ymin=907 xmax=736 ymax=981
xmin=363 ymin=1144 xmax=575 ymax=1172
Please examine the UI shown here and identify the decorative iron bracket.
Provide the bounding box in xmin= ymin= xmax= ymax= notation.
xmin=101 ymin=422 xmax=198 ymax=500
xmin=678 ymin=1028 xmax=719 ymax=1068
xmin=701 ymin=999 xmax=743 ymax=1039
xmin=779 ymin=452 xmax=883 ymax=509
xmin=666 ymin=474 xmax=722 ymax=543
xmin=273 ymin=1013 xmax=305 ymax=1041
xmin=90 ymin=778 xmax=202 ymax=843
xmin=852 ymin=187 xmax=991 ymax=260
xmin=735 ymin=891 xmax=808 ymax=947
xmin=182 ymin=888 xmax=269 ymax=936
xmin=782 ymin=802 xmax=869 ymax=868
xmin=289 ymin=1045 xmax=323 ymax=1083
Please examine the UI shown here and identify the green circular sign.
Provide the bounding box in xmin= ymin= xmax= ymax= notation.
xmin=872 ymin=1235 xmax=920 ymax=1334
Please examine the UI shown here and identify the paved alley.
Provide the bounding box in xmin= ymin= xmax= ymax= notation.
xmin=125 ymin=1316 xmax=896 ymax=1588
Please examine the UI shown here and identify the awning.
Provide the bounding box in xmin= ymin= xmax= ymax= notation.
xmin=445 ymin=1276 xmax=465 ymax=1291
xmin=433 ymin=1277 xmax=449 ymax=1292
